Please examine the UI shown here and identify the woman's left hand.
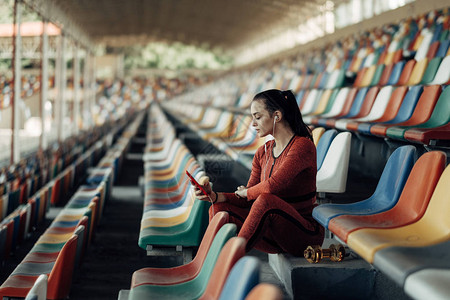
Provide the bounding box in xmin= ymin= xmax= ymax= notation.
xmin=235 ymin=185 xmax=247 ymax=199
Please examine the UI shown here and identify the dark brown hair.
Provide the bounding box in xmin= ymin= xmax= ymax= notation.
xmin=253 ymin=89 xmax=312 ymax=141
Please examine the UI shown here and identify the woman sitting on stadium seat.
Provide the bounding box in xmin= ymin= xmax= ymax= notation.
xmin=192 ymin=89 xmax=324 ymax=256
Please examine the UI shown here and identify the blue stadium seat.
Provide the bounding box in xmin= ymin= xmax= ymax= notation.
xmin=316 ymin=129 xmax=338 ymax=171
xmin=313 ymin=145 xmax=416 ymax=229
xmin=218 ymin=256 xmax=260 ymax=300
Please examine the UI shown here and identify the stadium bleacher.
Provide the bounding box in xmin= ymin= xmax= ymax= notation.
xmin=0 ymin=2 xmax=449 ymax=300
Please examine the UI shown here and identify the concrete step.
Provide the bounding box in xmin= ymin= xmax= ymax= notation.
xmin=269 ymin=239 xmax=411 ymax=300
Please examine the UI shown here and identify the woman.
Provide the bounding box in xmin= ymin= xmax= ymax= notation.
xmin=193 ymin=89 xmax=324 ymax=256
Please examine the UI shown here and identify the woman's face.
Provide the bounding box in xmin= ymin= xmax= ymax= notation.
xmin=251 ymin=99 xmax=274 ymax=137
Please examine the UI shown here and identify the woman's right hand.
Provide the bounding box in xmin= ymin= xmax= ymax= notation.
xmin=191 ymin=176 xmax=214 ymax=202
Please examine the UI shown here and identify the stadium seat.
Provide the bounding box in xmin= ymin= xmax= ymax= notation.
xmin=396 ymin=59 xmax=416 ymax=85
xmin=371 ymin=85 xmax=438 ymax=137
xmin=404 ymin=123 xmax=450 ymax=145
xmin=325 ymin=69 xmax=345 ymax=89
xmin=24 ymin=274 xmax=47 ymax=300
xmin=386 ymin=85 xmax=449 ymax=140
xmin=436 ymin=40 xmax=450 ymax=57
xmin=195 ymin=237 xmax=247 ymax=300
xmin=346 ymin=162 xmax=450 ymax=263
xmin=345 ymin=86 xmax=394 ymax=131
xmin=419 ymin=56 xmax=442 ymax=84
xmin=0 ymin=234 xmax=78 ymax=299
xmin=404 ymin=269 xmax=450 ymax=300
xmin=328 ymin=151 xmax=446 ymax=242
xmin=301 ymin=89 xmax=322 ymax=115
xmin=316 ymin=129 xmax=338 ymax=171
xmin=312 ymin=87 xmax=350 ymax=126
xmin=357 ymin=86 xmax=408 ymax=134
xmin=245 ymin=283 xmax=284 ymax=300
xmin=128 ymin=236 xmax=246 ymax=300
xmin=406 ymin=59 xmax=428 ymax=85
xmin=218 ymin=256 xmax=260 ymax=300
xmin=138 ymin=197 xmax=210 ymax=249
xmin=313 ymin=145 xmax=415 ymax=229
xmin=311 ymin=127 xmax=325 ymax=146
xmin=374 ymin=240 xmax=450 ymax=289
xmin=387 ymin=61 xmax=405 ymax=85
xmin=428 ymin=55 xmax=450 ymax=84
xmin=131 ymin=212 xmax=229 ymax=287
xmin=369 ymin=64 xmax=385 ymax=86
xmin=316 ymin=132 xmax=351 ymax=193
xmin=377 ymin=63 xmax=394 ymax=86
xmin=325 ymin=87 xmax=367 ymax=128
xmin=360 ymin=65 xmax=376 ymax=87
xmin=303 ymin=89 xmax=333 ymax=122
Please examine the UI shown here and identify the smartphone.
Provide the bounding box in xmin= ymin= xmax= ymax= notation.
xmin=186 ymin=170 xmax=209 ymax=197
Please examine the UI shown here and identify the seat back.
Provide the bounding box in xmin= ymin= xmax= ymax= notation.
xmin=321 ymin=87 xmax=350 ymax=118
xmin=385 ymin=85 xmax=423 ymax=125
xmin=414 ymin=29 xmax=434 ymax=61
xmin=353 ymin=68 xmax=367 ymax=88
xmin=318 ymin=89 xmax=340 ymax=116
xmin=399 ymin=85 xmax=441 ymax=126
xmin=73 ymin=224 xmax=86 ymax=271
xmin=360 ymin=65 xmax=376 ymax=87
xmin=407 ymin=58 xmax=428 ymax=85
xmin=417 ymin=85 xmax=450 ymax=128
xmin=375 ymin=86 xmax=408 ymax=122
xmin=191 ymin=212 xmax=229 ymax=270
xmin=316 ymin=129 xmax=338 ymax=171
xmin=404 ymin=269 xmax=450 ymax=300
xmin=397 ymin=59 xmax=416 ymax=86
xmin=47 ymin=234 xmax=78 ymax=299
xmin=420 ymin=164 xmax=450 ymax=233
xmin=332 ymin=87 xmax=359 ymax=119
xmin=295 ymin=90 xmax=306 ymax=106
xmin=370 ymin=64 xmax=385 ymax=86
xmin=357 ymin=86 xmax=393 ymax=122
xmin=312 ymin=90 xmax=332 ymax=115
xmin=436 ymin=39 xmax=449 ymax=57
xmin=420 ymin=57 xmax=442 ymax=84
xmin=311 ymin=127 xmax=325 ymax=146
xmin=425 ymin=41 xmax=440 ymax=59
xmin=302 ymin=89 xmax=322 ymax=115
xmin=49 ymin=178 xmax=61 ymax=205
xmin=429 ymin=55 xmax=450 ymax=84
xmin=352 ymin=86 xmax=380 ymax=119
xmin=25 ymin=274 xmax=47 ymax=300
xmin=317 ymin=72 xmax=329 ymax=89
xmin=326 ymin=69 xmax=344 ymax=89
xmin=245 ymin=283 xmax=284 ymax=300
xmin=393 ymin=151 xmax=446 ymax=222
xmin=387 ymin=61 xmax=405 ymax=85
xmin=316 ymin=132 xmax=352 ymax=193
xmin=218 ymin=256 xmax=260 ymax=300
xmin=370 ymin=146 xmax=416 ymax=207
xmin=299 ymin=89 xmax=310 ymax=109
xmin=200 ymin=237 xmax=247 ymax=300
xmin=345 ymin=87 xmax=369 ymax=118
xmin=378 ymin=63 xmax=394 ymax=86
xmin=0 ymin=225 xmax=7 ymax=263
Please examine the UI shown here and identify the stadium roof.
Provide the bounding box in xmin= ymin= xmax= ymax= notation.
xmin=51 ymin=0 xmax=336 ymax=54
